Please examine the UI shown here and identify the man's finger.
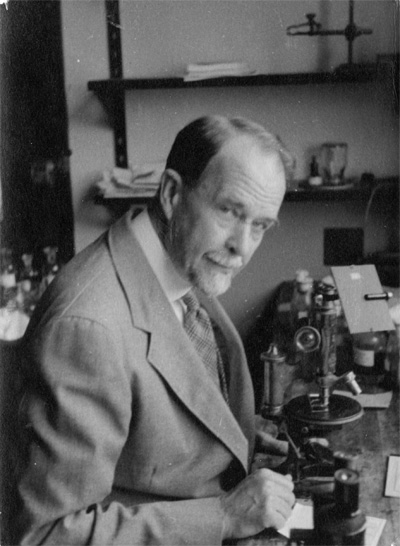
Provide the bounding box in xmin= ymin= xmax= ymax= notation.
xmin=256 ymin=432 xmax=289 ymax=455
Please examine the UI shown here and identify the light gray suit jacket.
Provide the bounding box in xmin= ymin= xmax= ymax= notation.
xmin=9 ymin=210 xmax=255 ymax=545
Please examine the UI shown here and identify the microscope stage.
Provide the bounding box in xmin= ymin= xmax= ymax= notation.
xmin=285 ymin=394 xmax=364 ymax=428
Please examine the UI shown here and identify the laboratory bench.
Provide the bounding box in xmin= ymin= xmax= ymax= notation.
xmin=232 ymin=384 xmax=400 ymax=546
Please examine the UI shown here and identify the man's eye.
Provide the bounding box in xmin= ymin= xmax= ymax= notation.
xmin=253 ymin=220 xmax=265 ymax=230
xmin=253 ymin=220 xmax=274 ymax=233
xmin=219 ymin=206 xmax=234 ymax=215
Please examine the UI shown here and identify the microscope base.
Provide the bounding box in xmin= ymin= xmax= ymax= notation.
xmin=285 ymin=394 xmax=363 ymax=428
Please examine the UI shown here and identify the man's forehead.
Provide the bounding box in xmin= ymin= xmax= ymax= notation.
xmin=212 ymin=135 xmax=283 ymax=183
xmin=198 ymin=138 xmax=285 ymax=210
xmin=218 ymin=134 xmax=274 ymax=160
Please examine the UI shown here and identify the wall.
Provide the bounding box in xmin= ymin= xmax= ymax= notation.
xmin=61 ymin=0 xmax=399 ymax=337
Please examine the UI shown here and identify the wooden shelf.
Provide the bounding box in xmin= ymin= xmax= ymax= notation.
xmin=88 ymin=68 xmax=377 ymax=111
xmin=285 ymin=181 xmax=370 ymax=202
xmin=94 ymin=177 xmax=398 ymax=217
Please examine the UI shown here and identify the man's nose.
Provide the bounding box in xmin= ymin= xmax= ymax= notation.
xmin=226 ymin=222 xmax=252 ymax=257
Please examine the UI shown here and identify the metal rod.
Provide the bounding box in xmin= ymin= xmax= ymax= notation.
xmin=348 ymin=0 xmax=354 ymax=65
xmin=364 ymin=292 xmax=393 ymax=301
xmin=105 ymin=0 xmax=128 ymax=168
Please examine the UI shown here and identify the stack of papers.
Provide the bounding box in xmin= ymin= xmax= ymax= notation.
xmin=183 ymin=61 xmax=256 ymax=82
xmin=96 ymin=163 xmax=164 ymax=199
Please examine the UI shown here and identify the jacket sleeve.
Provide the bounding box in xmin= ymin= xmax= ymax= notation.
xmin=11 ymin=316 xmax=225 ymax=545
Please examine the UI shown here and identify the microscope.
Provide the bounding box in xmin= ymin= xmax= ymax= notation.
xmin=258 ymin=265 xmax=395 ymax=544
xmin=260 ymin=265 xmax=394 ymax=496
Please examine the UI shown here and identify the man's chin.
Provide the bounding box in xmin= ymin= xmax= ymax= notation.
xmin=194 ymin=271 xmax=232 ymax=297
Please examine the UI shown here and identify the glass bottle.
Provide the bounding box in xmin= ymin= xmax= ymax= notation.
xmin=352 ymin=331 xmax=387 ymax=375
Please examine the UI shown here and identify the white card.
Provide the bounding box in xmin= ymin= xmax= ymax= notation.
xmin=385 ymin=455 xmax=400 ymax=497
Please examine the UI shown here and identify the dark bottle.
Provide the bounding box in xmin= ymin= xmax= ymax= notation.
xmin=308 ymin=155 xmax=322 ymax=186
xmin=313 ymin=468 xmax=366 ymax=545
xmin=310 ymin=155 xmax=319 ymax=177
xmin=352 ymin=331 xmax=387 ymax=375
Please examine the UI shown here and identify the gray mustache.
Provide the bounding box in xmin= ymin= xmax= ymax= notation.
xmin=207 ymin=253 xmax=243 ymax=269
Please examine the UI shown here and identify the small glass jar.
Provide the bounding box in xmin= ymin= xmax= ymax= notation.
xmin=320 ymin=142 xmax=348 ymax=186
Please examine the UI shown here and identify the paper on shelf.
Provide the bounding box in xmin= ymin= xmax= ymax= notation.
xmin=96 ymin=163 xmax=164 ymax=198
xmin=184 ymin=61 xmax=256 ymax=82
xmin=186 ymin=61 xmax=250 ymax=73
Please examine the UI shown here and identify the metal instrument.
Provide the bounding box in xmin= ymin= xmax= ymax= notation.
xmin=286 ymin=0 xmax=372 ymax=68
xmin=260 ymin=265 xmax=394 ymax=505
xmin=285 ymin=283 xmax=363 ymax=432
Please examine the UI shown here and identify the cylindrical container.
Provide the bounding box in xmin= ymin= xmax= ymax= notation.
xmin=320 ymin=142 xmax=348 ymax=186
xmin=260 ymin=343 xmax=287 ymax=418
xmin=313 ymin=469 xmax=366 ymax=545
xmin=352 ymin=331 xmax=387 ymax=375
xmin=335 ymin=469 xmax=360 ymax=515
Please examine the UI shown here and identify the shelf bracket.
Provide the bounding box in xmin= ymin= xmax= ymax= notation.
xmin=105 ymin=0 xmax=127 ymax=167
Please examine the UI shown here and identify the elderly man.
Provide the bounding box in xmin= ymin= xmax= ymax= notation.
xmin=9 ymin=116 xmax=295 ymax=545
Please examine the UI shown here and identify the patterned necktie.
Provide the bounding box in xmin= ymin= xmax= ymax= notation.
xmin=182 ymin=291 xmax=229 ymax=403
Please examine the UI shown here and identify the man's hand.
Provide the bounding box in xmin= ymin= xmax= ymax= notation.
xmin=255 ymin=414 xmax=288 ymax=455
xmin=219 ymin=468 xmax=295 ymax=540
xmin=252 ymin=415 xmax=289 ymax=471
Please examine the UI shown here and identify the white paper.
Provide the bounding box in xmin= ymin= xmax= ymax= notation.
xmin=279 ymin=500 xmax=386 ymax=546
xmin=96 ymin=163 xmax=164 ymax=198
xmin=279 ymin=499 xmax=313 ymax=538
xmin=385 ymin=455 xmax=400 ymax=497
xmin=183 ymin=61 xmax=256 ymax=81
xmin=183 ymin=69 xmax=256 ymax=82
xmin=365 ymin=516 xmax=386 ymax=546
xmin=334 ymin=389 xmax=393 ymax=409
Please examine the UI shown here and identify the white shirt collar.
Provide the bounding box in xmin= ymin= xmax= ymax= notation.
xmin=130 ymin=209 xmax=191 ymax=308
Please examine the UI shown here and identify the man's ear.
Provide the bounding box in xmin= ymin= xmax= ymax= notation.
xmin=159 ymin=169 xmax=183 ymax=220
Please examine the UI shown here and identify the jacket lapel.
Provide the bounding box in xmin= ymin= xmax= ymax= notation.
xmin=108 ymin=211 xmax=253 ymax=472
